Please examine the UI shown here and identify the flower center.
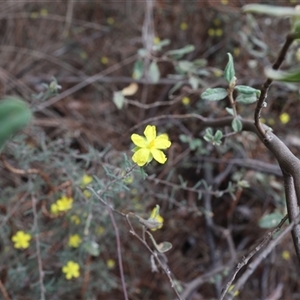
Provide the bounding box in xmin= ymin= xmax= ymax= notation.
xmin=149 ymin=139 xmax=155 ymax=149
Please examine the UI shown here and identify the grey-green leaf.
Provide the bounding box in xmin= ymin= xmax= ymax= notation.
xmin=242 ymin=4 xmax=300 ymax=17
xmin=235 ymin=85 xmax=260 ymax=95
xmin=132 ymin=59 xmax=144 ymax=80
xmin=232 ymin=118 xmax=243 ymax=132
xmin=149 ymin=62 xmax=160 ymax=83
xmin=259 ymin=212 xmax=285 ymax=229
xmin=201 ymin=88 xmax=227 ymax=101
xmin=265 ymin=67 xmax=300 ymax=82
xmin=236 ymin=93 xmax=257 ymax=104
xmin=165 ymin=45 xmax=195 ymax=60
xmin=224 ymin=53 xmax=235 ymax=83
xmin=113 ymin=91 xmax=125 ymax=109
xmin=0 ymin=97 xmax=32 ymax=153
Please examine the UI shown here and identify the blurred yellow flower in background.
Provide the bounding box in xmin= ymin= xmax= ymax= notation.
xmin=12 ymin=231 xmax=31 ymax=249
xmin=62 ymin=261 xmax=80 ymax=279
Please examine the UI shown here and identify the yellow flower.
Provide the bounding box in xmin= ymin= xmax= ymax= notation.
xmin=149 ymin=206 xmax=164 ymax=231
xmin=70 ymin=215 xmax=81 ymax=225
xmin=180 ymin=22 xmax=188 ymax=31
xmin=208 ymin=28 xmax=215 ymax=37
xmin=83 ymin=190 xmax=92 ymax=198
xmin=56 ymin=195 xmax=73 ymax=212
xmin=96 ymin=226 xmax=105 ymax=235
xmin=131 ymin=125 xmax=171 ymax=167
xmin=215 ymin=29 xmax=223 ymax=37
xmin=228 ymin=284 xmax=239 ymax=297
xmin=100 ymin=56 xmax=109 ymax=65
xmin=106 ymin=259 xmax=116 ymax=269
xmin=12 ymin=231 xmax=31 ymax=249
xmin=182 ymin=96 xmax=190 ymax=106
xmin=40 ymin=8 xmax=48 ymax=16
xmin=279 ymin=112 xmax=290 ymax=124
xmin=51 ymin=203 xmax=59 ymax=215
xmin=68 ymin=234 xmax=82 ymax=248
xmin=153 ymin=36 xmax=161 ymax=45
xmin=81 ymin=174 xmax=93 ymax=186
xmin=282 ymin=250 xmax=291 ymax=260
xmin=221 ymin=0 xmax=228 ymax=4
xmin=107 ymin=17 xmax=114 ymax=25
xmin=62 ymin=261 xmax=80 ymax=280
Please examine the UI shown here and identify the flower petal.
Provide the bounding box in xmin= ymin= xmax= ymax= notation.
xmin=131 ymin=134 xmax=147 ymax=147
xmin=144 ymin=125 xmax=156 ymax=142
xmin=151 ymin=149 xmax=167 ymax=164
xmin=154 ymin=134 xmax=171 ymax=149
xmin=132 ymin=148 xmax=151 ymax=166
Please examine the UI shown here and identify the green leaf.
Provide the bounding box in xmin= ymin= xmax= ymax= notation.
xmin=201 ymin=88 xmax=227 ymax=101
xmin=231 ymin=118 xmax=243 ymax=132
xmin=113 ymin=91 xmax=125 ymax=109
xmin=259 ymin=212 xmax=285 ymax=229
xmin=224 ymin=53 xmax=235 ymax=84
xmin=165 ymin=45 xmax=195 ymax=60
xmin=189 ymin=76 xmax=200 ymax=90
xmin=147 ymin=232 xmax=173 ymax=253
xmin=214 ymin=130 xmax=223 ymax=141
xmin=235 ymin=85 xmax=260 ymax=96
xmin=149 ymin=62 xmax=160 ymax=83
xmin=265 ymin=67 xmax=300 ymax=82
xmin=132 ymin=59 xmax=144 ymax=79
xmin=0 ymin=97 xmax=32 ymax=152
xmin=82 ymin=241 xmax=100 ymax=256
xmin=226 ymin=107 xmax=234 ymax=116
xmin=178 ymin=60 xmax=194 ymax=73
xmin=242 ymin=4 xmax=300 ymax=17
xmin=152 ymin=39 xmax=170 ymax=51
xmin=236 ymin=93 xmax=257 ymax=104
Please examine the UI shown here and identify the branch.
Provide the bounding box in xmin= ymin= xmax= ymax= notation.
xmin=254 ymin=33 xmax=296 ymax=138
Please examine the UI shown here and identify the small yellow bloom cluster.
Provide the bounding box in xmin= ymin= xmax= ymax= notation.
xmin=11 ymin=231 xmax=32 ymax=249
xmin=131 ymin=125 xmax=171 ymax=167
xmin=100 ymin=56 xmax=109 ymax=65
xmin=68 ymin=234 xmax=82 ymax=248
xmin=62 ymin=261 xmax=80 ymax=280
xmin=51 ymin=195 xmax=73 ymax=215
xmin=182 ymin=96 xmax=190 ymax=106
xmin=279 ymin=112 xmax=290 ymax=124
xmin=180 ymin=22 xmax=188 ymax=31
xmin=106 ymin=259 xmax=116 ymax=269
xmin=80 ymin=174 xmax=93 ymax=198
xmin=282 ymin=250 xmax=291 ymax=260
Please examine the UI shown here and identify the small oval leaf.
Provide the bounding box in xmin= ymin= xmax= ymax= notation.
xmin=201 ymin=88 xmax=227 ymax=101
xmin=265 ymin=67 xmax=300 ymax=82
xmin=236 ymin=93 xmax=257 ymax=104
xmin=149 ymin=62 xmax=160 ymax=83
xmin=232 ymin=118 xmax=243 ymax=132
xmin=224 ymin=53 xmax=235 ymax=84
xmin=113 ymin=91 xmax=125 ymax=109
xmin=235 ymin=85 xmax=260 ymax=95
xmin=259 ymin=212 xmax=285 ymax=229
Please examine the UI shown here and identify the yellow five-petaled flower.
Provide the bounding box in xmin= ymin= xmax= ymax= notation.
xmin=11 ymin=230 xmax=32 ymax=249
xmin=68 ymin=234 xmax=82 ymax=248
xmin=62 ymin=261 xmax=80 ymax=280
xmin=131 ymin=125 xmax=171 ymax=167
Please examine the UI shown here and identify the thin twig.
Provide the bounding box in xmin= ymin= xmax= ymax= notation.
xmin=31 ymin=195 xmax=46 ymax=300
xmin=108 ymin=208 xmax=129 ymax=300
xmin=0 ymin=280 xmax=11 ymax=300
xmin=254 ymin=33 xmax=296 ymax=139
xmin=219 ymin=214 xmax=289 ymax=300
